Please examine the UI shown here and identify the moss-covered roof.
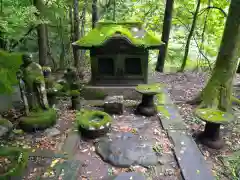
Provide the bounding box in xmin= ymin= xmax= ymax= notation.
xmin=73 ymin=21 xmax=163 ymax=49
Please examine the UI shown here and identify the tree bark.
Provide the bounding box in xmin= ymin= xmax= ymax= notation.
xmin=34 ymin=0 xmax=48 ymax=66
xmin=73 ymin=0 xmax=80 ymax=68
xmin=59 ymin=18 xmax=65 ymax=70
xmin=92 ymin=0 xmax=98 ymax=28
xmin=199 ymin=0 xmax=240 ymax=112
xmin=155 ymin=0 xmax=174 ymax=72
xmin=179 ymin=0 xmax=201 ymax=72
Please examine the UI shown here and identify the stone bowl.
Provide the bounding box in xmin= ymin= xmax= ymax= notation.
xmin=76 ymin=110 xmax=112 ymax=139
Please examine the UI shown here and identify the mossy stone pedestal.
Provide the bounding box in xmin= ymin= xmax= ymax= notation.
xmin=47 ymin=89 xmax=58 ymax=108
xmin=194 ymin=108 xmax=234 ymax=149
xmin=69 ymin=90 xmax=82 ymax=110
xmin=76 ymin=110 xmax=112 ymax=139
xmin=19 ymin=109 xmax=57 ymax=132
xmin=71 ymin=96 xmax=81 ymax=110
xmin=135 ymin=83 xmax=163 ymax=116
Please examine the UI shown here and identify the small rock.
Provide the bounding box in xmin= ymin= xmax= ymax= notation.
xmin=0 ymin=119 xmax=13 ymax=137
xmin=164 ymin=169 xmax=174 ymax=176
xmin=44 ymin=128 xmax=61 ymax=137
xmin=104 ymin=96 xmax=124 ymax=115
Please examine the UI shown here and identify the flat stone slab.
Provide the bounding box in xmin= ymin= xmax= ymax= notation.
xmin=156 ymin=104 xmax=186 ymax=130
xmin=168 ymin=130 xmax=215 ymax=180
xmin=113 ymin=172 xmax=146 ymax=180
xmin=44 ymin=127 xmax=61 ymax=137
xmin=96 ymin=132 xmax=158 ymax=167
xmin=61 ymin=131 xmax=80 ymax=158
xmin=81 ymin=86 xmax=142 ymax=100
xmin=53 ymin=160 xmax=82 ymax=180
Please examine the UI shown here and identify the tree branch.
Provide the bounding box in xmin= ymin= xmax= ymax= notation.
xmin=10 ymin=26 xmax=36 ymax=50
xmin=199 ymin=6 xmax=227 ymax=17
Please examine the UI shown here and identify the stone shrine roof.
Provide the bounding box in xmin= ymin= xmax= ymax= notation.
xmin=73 ymin=21 xmax=164 ymax=49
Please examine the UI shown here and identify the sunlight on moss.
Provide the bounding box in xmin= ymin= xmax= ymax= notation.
xmin=76 ymin=109 xmax=112 ymax=129
xmin=194 ymin=108 xmax=234 ymax=123
xmin=156 ymin=105 xmax=171 ymax=118
xmin=74 ymin=21 xmax=163 ymax=48
xmin=136 ymin=83 xmax=165 ymax=94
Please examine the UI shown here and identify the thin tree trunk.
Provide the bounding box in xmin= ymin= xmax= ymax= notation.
xmin=92 ymin=0 xmax=98 ymax=28
xmin=45 ymin=26 xmax=57 ymax=70
xmin=73 ymin=0 xmax=80 ymax=68
xmin=199 ymin=0 xmax=240 ymax=112
xmin=59 ymin=18 xmax=65 ymax=70
xmin=34 ymin=0 xmax=48 ymax=66
xmin=113 ymin=0 xmax=116 ymax=21
xmin=179 ymin=0 xmax=201 ymax=72
xmin=155 ymin=0 xmax=174 ymax=72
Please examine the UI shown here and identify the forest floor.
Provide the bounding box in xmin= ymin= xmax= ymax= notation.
xmin=0 ymin=71 xmax=239 ymax=180
xmin=154 ymin=71 xmax=240 ymax=180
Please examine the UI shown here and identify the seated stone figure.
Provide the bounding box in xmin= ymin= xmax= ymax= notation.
xmin=20 ymin=54 xmax=49 ymax=110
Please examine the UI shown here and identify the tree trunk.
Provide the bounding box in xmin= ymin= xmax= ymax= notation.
xmin=73 ymin=0 xmax=80 ymax=68
xmin=59 ymin=18 xmax=65 ymax=70
xmin=0 ymin=31 xmax=7 ymax=50
xmin=199 ymin=0 xmax=240 ymax=112
xmin=92 ymin=0 xmax=98 ymax=28
xmin=34 ymin=0 xmax=48 ymax=66
xmin=45 ymin=26 xmax=57 ymax=70
xmin=179 ymin=0 xmax=201 ymax=72
xmin=155 ymin=0 xmax=174 ymax=72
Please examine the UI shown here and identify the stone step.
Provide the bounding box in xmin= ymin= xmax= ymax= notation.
xmin=168 ymin=130 xmax=215 ymax=180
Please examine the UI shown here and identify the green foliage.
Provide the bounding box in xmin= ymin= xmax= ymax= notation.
xmin=0 ymin=147 xmax=29 ymax=180
xmin=0 ymin=50 xmax=22 ymax=94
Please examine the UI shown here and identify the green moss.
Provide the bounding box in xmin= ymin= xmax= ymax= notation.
xmin=155 ymin=93 xmax=167 ymax=104
xmin=69 ymin=90 xmax=80 ymax=97
xmin=0 ymin=147 xmax=29 ymax=180
xmin=0 ymin=50 xmax=23 ymax=94
xmin=0 ymin=118 xmax=12 ymax=127
xmin=194 ymin=108 xmax=234 ymax=124
xmin=136 ymin=83 xmax=165 ymax=95
xmin=42 ymin=66 xmax=51 ymax=72
xmin=156 ymin=105 xmax=171 ymax=118
xmin=76 ymin=109 xmax=112 ymax=129
xmin=19 ymin=109 xmax=57 ymax=131
xmin=74 ymin=21 xmax=163 ymax=48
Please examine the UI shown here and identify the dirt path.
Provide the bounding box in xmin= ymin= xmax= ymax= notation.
xmin=72 ymin=106 xmax=180 ymax=180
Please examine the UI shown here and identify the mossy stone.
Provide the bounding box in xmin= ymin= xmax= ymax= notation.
xmin=0 ymin=147 xmax=29 ymax=180
xmin=76 ymin=110 xmax=112 ymax=130
xmin=135 ymin=83 xmax=164 ymax=95
xmin=19 ymin=109 xmax=57 ymax=132
xmin=194 ymin=108 xmax=234 ymax=124
xmin=0 ymin=118 xmax=13 ymax=128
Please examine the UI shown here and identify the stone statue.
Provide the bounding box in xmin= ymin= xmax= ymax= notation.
xmin=20 ymin=54 xmax=49 ymax=110
xmin=63 ymin=67 xmax=80 ymax=90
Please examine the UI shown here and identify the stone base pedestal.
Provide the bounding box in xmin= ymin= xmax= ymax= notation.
xmin=81 ymin=86 xmax=142 ymax=100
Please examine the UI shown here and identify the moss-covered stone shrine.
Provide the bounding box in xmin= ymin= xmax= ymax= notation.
xmin=73 ymin=21 xmax=163 ymax=86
